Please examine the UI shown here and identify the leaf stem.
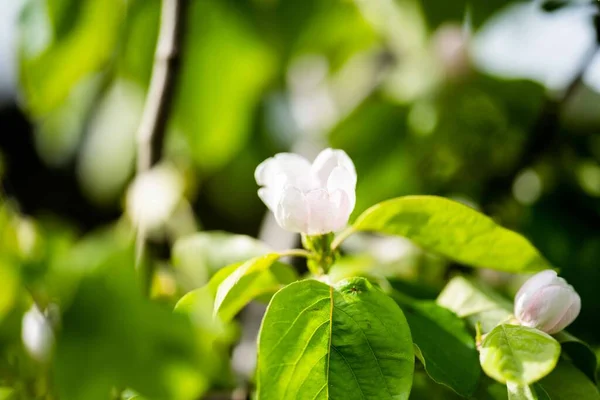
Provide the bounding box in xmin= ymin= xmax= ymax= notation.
xmin=331 ymin=226 xmax=356 ymax=251
xmin=277 ymin=249 xmax=312 ymax=258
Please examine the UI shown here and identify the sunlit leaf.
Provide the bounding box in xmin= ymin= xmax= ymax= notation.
xmin=352 ymin=196 xmax=551 ymax=272
xmin=213 ymin=254 xmax=297 ymax=322
xmin=479 ymin=324 xmax=560 ymax=385
xmin=257 ymin=278 xmax=414 ymax=399
xmin=436 ymin=275 xmax=512 ymax=333
xmin=172 ymin=231 xmax=270 ymax=291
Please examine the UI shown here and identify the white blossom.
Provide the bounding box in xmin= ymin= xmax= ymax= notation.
xmin=126 ymin=164 xmax=183 ymax=231
xmin=255 ymin=148 xmax=356 ymax=235
xmin=22 ymin=305 xmax=55 ymax=363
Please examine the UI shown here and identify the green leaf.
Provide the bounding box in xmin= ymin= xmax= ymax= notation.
xmin=401 ymin=301 xmax=480 ymax=397
xmin=352 ymin=196 xmax=551 ymax=273
xmin=554 ymin=331 xmax=598 ymax=383
xmin=533 ymin=383 xmax=552 ymax=400
xmin=213 ymin=254 xmax=297 ymax=322
xmin=174 ymin=263 xmax=240 ymax=313
xmin=257 ymin=278 xmax=414 ymax=399
xmin=538 ymin=360 xmax=600 ymax=400
xmin=479 ymin=324 xmax=561 ymax=385
xmin=437 ymin=276 xmax=512 ymax=333
xmin=172 ymin=231 xmax=270 ymax=291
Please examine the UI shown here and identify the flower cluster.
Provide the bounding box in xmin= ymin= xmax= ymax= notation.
xmin=255 ymin=148 xmax=356 ymax=235
xmin=255 ymin=149 xmax=583 ymax=335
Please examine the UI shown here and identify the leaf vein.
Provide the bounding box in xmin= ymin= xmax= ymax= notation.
xmin=331 ymin=344 xmax=366 ymax=400
xmin=266 ymin=296 xmax=330 ymax=359
xmin=336 ymin=306 xmax=394 ymax=398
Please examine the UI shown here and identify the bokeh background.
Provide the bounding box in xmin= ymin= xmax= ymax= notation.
xmin=1 ymin=0 xmax=600 ymax=398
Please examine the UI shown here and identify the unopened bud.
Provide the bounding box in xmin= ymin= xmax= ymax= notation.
xmin=514 ymin=270 xmax=580 ymax=334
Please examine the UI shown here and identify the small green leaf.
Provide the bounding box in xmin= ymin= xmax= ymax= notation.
xmin=213 ymin=254 xmax=297 ymax=322
xmin=554 ymin=331 xmax=598 ymax=383
xmin=402 ymin=301 xmax=480 ymax=397
xmin=257 ymin=278 xmax=414 ymax=399
xmin=174 ymin=262 xmax=241 ymax=314
xmin=172 ymin=231 xmax=270 ymax=291
xmin=352 ymin=196 xmax=551 ymax=273
xmin=480 ymin=324 xmax=561 ymax=385
xmin=538 ymin=360 xmax=600 ymax=400
xmin=437 ymin=276 xmax=513 ymax=333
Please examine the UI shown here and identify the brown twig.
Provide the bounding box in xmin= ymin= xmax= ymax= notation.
xmin=135 ymin=0 xmax=188 ymax=294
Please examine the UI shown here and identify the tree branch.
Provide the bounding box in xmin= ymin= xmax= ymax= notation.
xmin=137 ymin=0 xmax=186 ymax=173
xmin=135 ymin=0 xmax=188 ymax=293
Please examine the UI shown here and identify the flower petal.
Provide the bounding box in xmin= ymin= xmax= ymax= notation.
xmin=258 ymin=188 xmax=278 ymax=211
xmin=519 ymin=284 xmax=574 ymax=332
xmin=544 ymin=289 xmax=581 ymax=334
xmin=514 ymin=270 xmax=561 ymax=316
xmin=255 ymin=153 xmax=312 ymax=188
xmin=311 ymin=148 xmax=356 ymax=187
xmin=329 ymin=189 xmax=351 ymax=232
xmin=327 ymin=166 xmax=356 ymax=212
xmin=275 ymin=186 xmax=309 ymax=233
xmin=305 ymin=189 xmax=335 ymax=235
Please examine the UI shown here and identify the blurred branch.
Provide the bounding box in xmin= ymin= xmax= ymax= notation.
xmin=135 ymin=0 xmax=188 ymax=293
xmin=481 ymin=10 xmax=600 ymax=211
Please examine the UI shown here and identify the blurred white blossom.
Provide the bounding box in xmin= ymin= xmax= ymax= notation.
xmin=126 ymin=164 xmax=184 ymax=232
xmin=22 ymin=305 xmax=56 ymax=363
xmin=255 ymin=148 xmax=356 ymax=235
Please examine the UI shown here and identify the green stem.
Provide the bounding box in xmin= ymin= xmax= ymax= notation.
xmin=301 ymin=233 xmax=339 ymax=276
xmin=331 ymin=226 xmax=356 ymax=251
xmin=506 ymin=381 xmax=537 ymax=400
xmin=278 ymin=249 xmax=312 ymax=258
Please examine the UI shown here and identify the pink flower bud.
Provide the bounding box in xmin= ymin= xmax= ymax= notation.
xmin=514 ymin=270 xmax=581 ymax=334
